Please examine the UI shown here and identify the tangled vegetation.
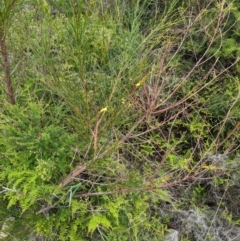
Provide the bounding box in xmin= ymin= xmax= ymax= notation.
xmin=0 ymin=0 xmax=239 ymax=240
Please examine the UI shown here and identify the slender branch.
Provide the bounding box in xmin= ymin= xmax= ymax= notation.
xmin=59 ymin=164 xmax=86 ymax=188
xmin=0 ymin=33 xmax=15 ymax=104
xmin=74 ymin=174 xmax=195 ymax=198
xmin=37 ymin=164 xmax=86 ymax=215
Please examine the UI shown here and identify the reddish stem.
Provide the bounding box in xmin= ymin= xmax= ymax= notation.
xmin=0 ymin=34 xmax=15 ymax=105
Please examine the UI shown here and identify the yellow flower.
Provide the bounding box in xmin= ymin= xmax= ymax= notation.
xmin=135 ymin=73 xmax=149 ymax=88
xmin=160 ymin=174 xmax=172 ymax=183
xmin=127 ymin=102 xmax=133 ymax=108
xmin=202 ymin=165 xmax=217 ymax=170
xmin=135 ymin=79 xmax=144 ymax=88
xmin=99 ymin=106 xmax=108 ymax=113
xmin=182 ymin=158 xmax=191 ymax=172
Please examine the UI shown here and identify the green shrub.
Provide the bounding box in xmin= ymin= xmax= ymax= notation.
xmin=1 ymin=0 xmax=240 ymax=240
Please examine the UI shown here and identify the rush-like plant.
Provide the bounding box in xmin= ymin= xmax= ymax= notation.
xmin=0 ymin=0 xmax=25 ymax=105
xmin=0 ymin=0 xmax=239 ymax=240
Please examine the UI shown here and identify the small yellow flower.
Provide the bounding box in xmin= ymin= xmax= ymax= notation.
xmin=127 ymin=102 xmax=133 ymax=108
xmin=203 ymin=165 xmax=217 ymax=170
xmin=99 ymin=106 xmax=108 ymax=113
xmin=160 ymin=174 xmax=172 ymax=183
xmin=182 ymin=158 xmax=191 ymax=172
xmin=135 ymin=79 xmax=144 ymax=88
xmin=135 ymin=73 xmax=149 ymax=88
xmin=183 ymin=165 xmax=191 ymax=172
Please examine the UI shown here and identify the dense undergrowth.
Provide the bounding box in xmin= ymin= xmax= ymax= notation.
xmin=0 ymin=0 xmax=240 ymax=240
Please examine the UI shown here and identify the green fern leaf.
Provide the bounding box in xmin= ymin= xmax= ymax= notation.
xmin=88 ymin=215 xmax=111 ymax=234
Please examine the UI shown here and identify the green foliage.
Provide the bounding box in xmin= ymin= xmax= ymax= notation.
xmin=0 ymin=0 xmax=240 ymax=240
xmin=0 ymin=0 xmax=24 ymax=30
xmin=0 ymin=101 xmax=78 ymax=238
xmin=88 ymin=215 xmax=111 ymax=234
xmin=0 ymin=102 xmax=77 ymax=176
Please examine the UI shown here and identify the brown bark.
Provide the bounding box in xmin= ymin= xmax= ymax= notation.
xmin=0 ymin=33 xmax=15 ymax=105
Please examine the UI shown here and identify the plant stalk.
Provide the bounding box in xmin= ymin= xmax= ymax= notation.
xmin=0 ymin=33 xmax=15 ymax=104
